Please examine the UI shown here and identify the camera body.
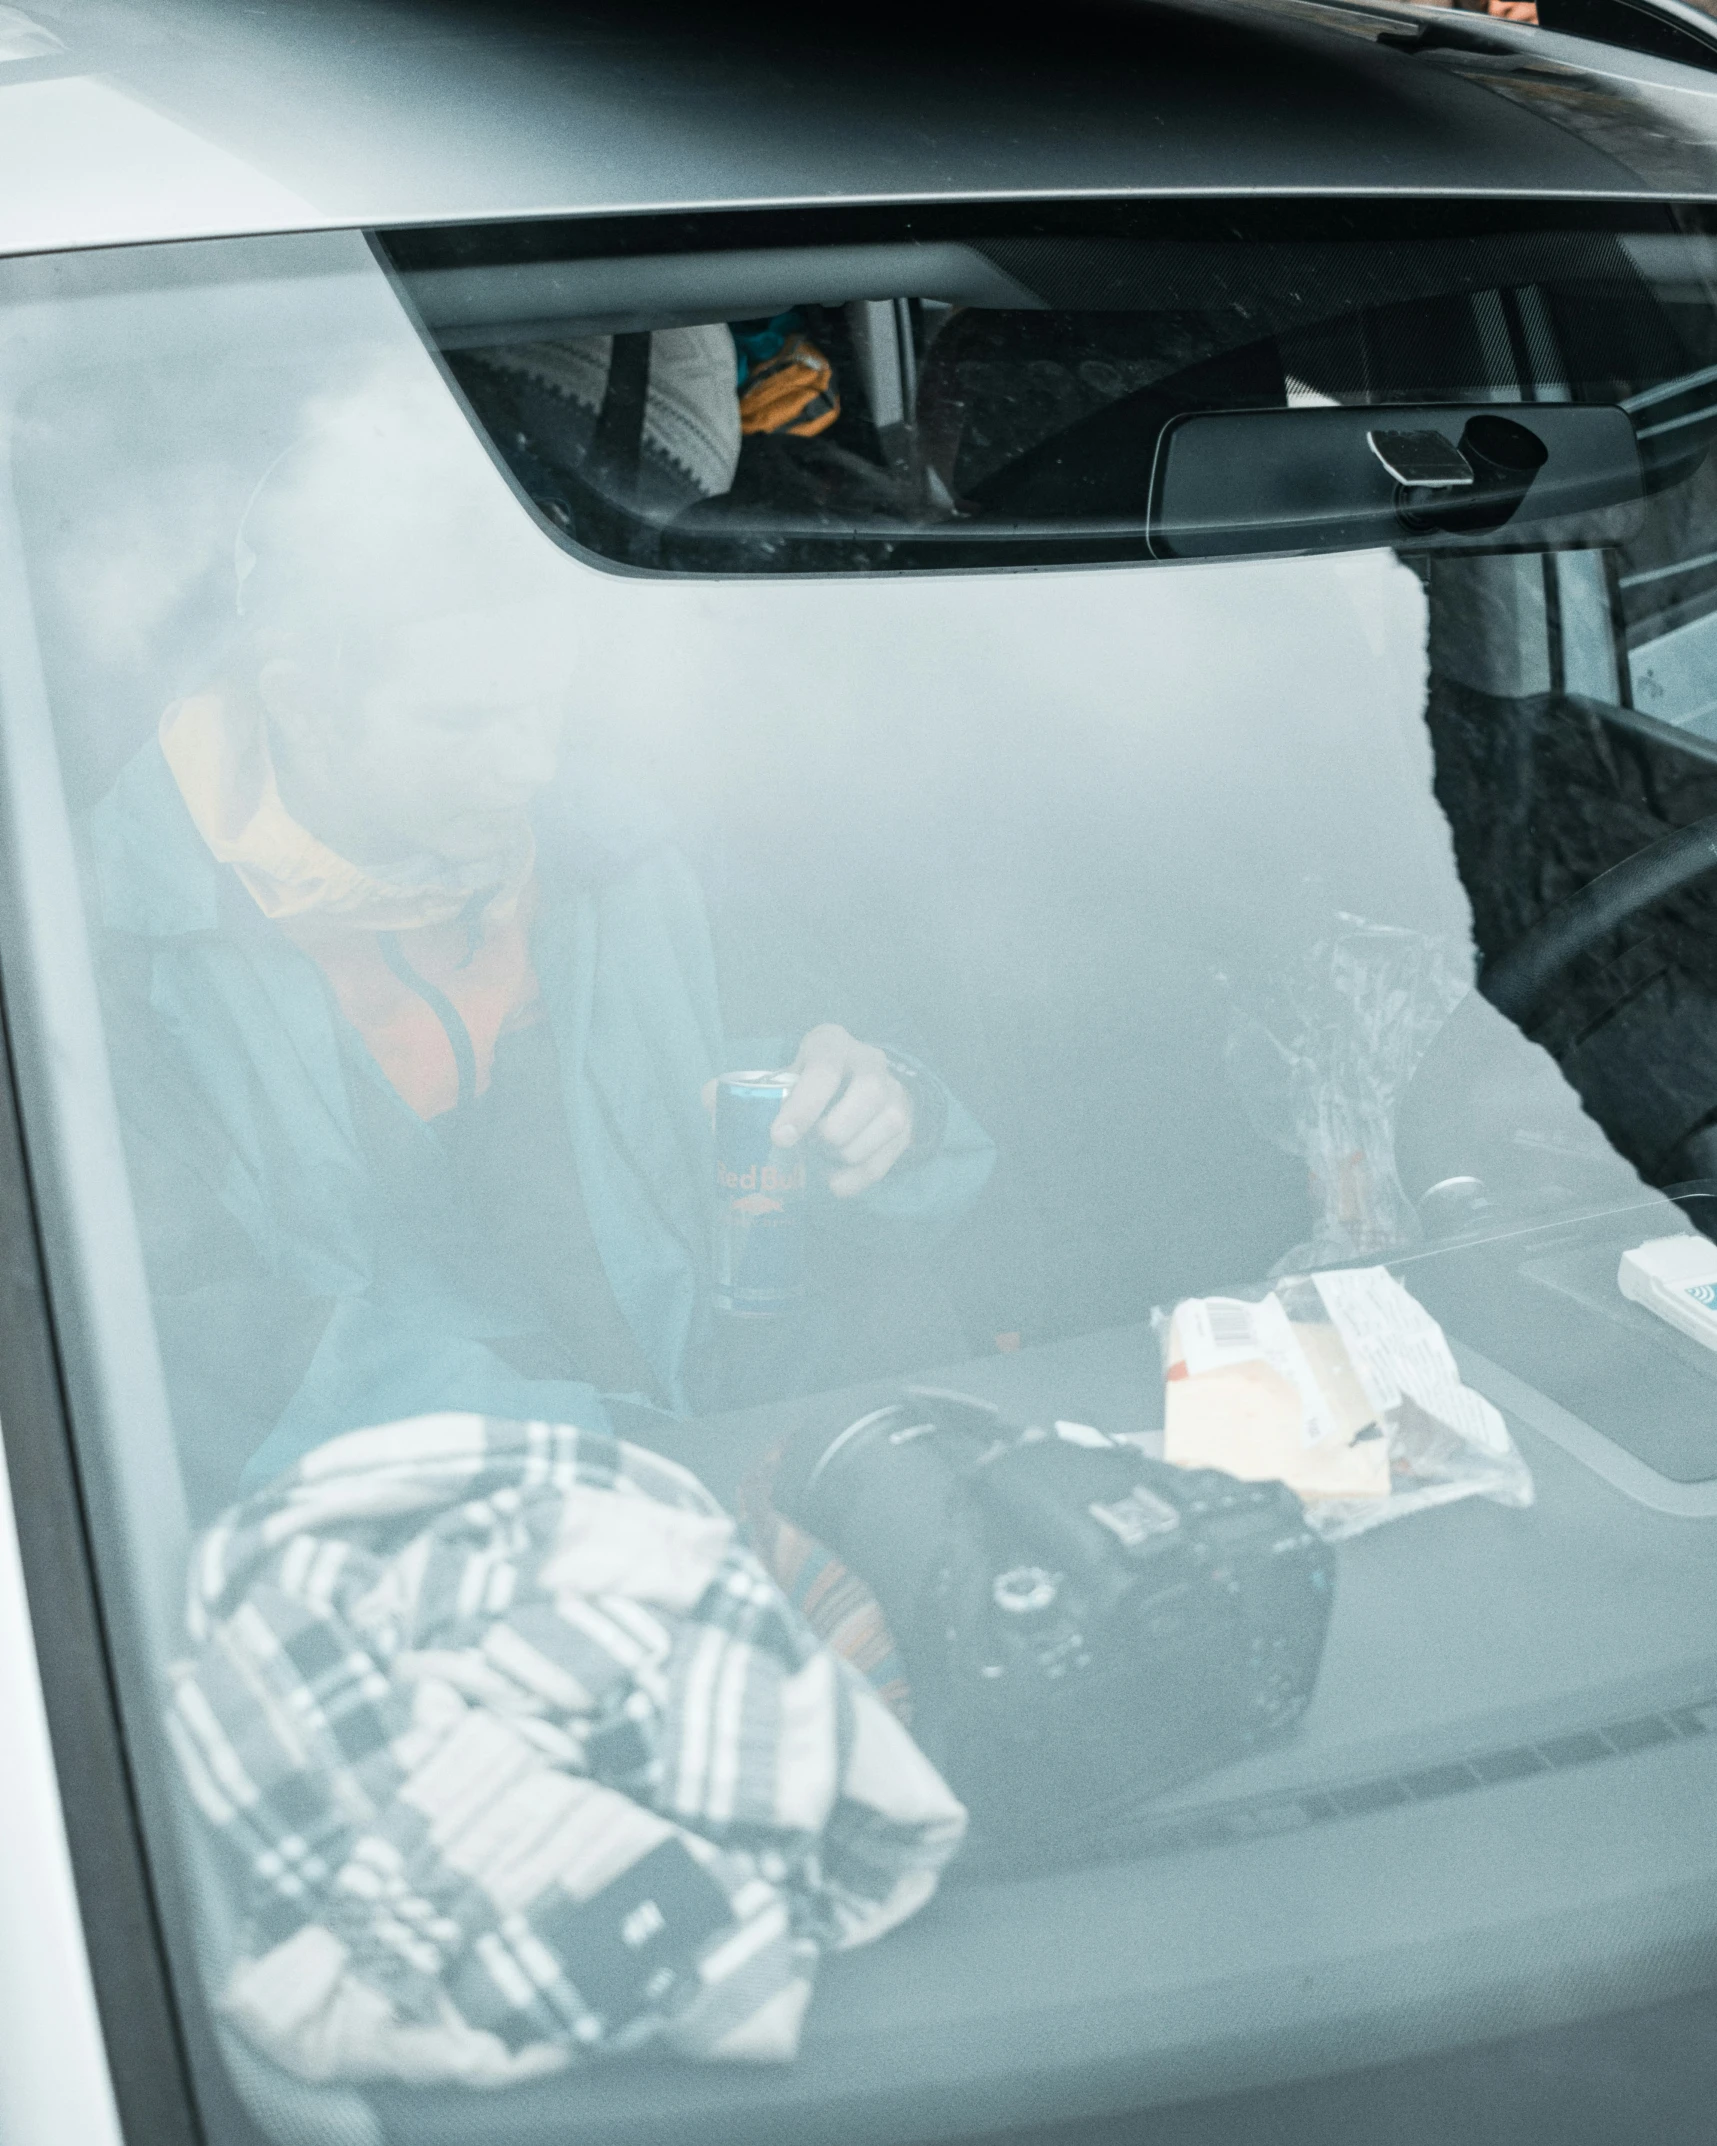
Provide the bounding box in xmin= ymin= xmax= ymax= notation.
xmin=777 ymin=1389 xmax=1335 ymax=1868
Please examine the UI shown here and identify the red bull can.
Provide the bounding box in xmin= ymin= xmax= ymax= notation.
xmin=714 ymin=1070 xmax=806 ymax=1316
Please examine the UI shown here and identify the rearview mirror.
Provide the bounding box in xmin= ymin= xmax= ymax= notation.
xmin=1148 ymin=403 xmax=1644 ymax=561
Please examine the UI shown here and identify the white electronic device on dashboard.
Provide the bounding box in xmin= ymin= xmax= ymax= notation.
xmin=1618 ymin=1235 xmax=1717 ymax=1353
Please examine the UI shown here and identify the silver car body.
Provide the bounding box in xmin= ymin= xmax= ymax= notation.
xmin=10 ymin=3 xmax=1717 ymax=2141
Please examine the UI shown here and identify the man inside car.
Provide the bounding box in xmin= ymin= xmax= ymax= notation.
xmin=83 ymin=373 xmax=993 ymax=1518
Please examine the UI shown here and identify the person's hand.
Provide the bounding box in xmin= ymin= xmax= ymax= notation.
xmin=770 ymin=1024 xmax=915 ymax=1196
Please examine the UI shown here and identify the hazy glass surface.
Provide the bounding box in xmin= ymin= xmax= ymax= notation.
xmin=8 ymin=218 xmax=1717 ymax=2143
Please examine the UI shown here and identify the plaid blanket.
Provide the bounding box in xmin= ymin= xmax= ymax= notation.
xmin=165 ymin=1415 xmax=965 ymax=2088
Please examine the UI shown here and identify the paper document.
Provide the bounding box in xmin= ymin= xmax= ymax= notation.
xmin=1162 ymin=1265 xmax=1531 ymax=1538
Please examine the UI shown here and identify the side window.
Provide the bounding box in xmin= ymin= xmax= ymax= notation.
xmin=1609 ymin=285 xmax=1717 ymax=733
xmin=1620 ymin=454 xmax=1717 ymax=736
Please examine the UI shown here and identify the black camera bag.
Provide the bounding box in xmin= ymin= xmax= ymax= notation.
xmin=771 ymin=1387 xmax=1335 ymax=1867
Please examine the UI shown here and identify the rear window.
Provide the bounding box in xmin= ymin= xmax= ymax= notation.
xmin=6 ymin=200 xmax=1717 ymax=2144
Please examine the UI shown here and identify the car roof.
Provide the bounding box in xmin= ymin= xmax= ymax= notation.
xmin=6 ymin=0 xmax=1717 ymax=258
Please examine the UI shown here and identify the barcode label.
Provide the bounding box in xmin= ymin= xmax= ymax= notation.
xmin=1176 ymin=1296 xmax=1267 ymax=1377
xmin=1205 ymin=1301 xmax=1258 ymax=1353
xmin=1172 ymin=1291 xmax=1342 ymax=1448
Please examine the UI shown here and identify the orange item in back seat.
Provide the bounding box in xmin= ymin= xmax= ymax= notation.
xmin=739 ymin=335 xmax=842 ymax=438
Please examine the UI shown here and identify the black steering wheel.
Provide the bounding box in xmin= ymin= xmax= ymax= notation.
xmin=1479 ymin=811 xmax=1717 ymax=1032
xmin=1395 ymin=813 xmax=1717 ymax=1221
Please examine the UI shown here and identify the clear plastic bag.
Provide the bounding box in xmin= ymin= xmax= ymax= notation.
xmin=1225 ymin=917 xmax=1468 ymax=1270
xmin=1157 ymin=1265 xmax=1533 ymax=1540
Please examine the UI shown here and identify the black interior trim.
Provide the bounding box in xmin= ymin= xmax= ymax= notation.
xmin=377 ymin=197 xmax=1699 ymax=277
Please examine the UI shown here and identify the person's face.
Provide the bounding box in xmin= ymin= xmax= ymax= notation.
xmin=269 ymin=602 xmax=572 ymax=866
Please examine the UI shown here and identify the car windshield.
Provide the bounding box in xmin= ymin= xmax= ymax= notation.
xmin=10 ymin=203 xmax=1717 ymax=2141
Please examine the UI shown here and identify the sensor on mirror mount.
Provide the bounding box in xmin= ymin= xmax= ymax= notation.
xmin=1368 ymin=415 xmax=1550 ymax=535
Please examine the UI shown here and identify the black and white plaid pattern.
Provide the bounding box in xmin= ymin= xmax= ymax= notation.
xmin=166 ymin=1414 xmax=965 ymax=2087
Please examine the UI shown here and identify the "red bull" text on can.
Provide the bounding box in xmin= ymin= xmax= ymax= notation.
xmin=714 ymin=1070 xmax=806 ymax=1316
